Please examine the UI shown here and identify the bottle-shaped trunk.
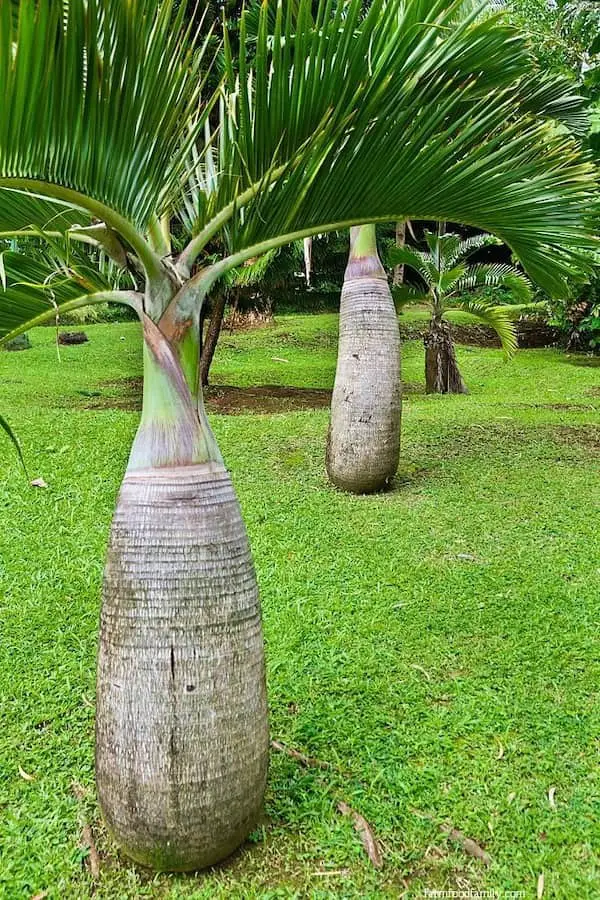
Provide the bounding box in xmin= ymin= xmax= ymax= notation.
xmin=326 ymin=225 xmax=401 ymax=493
xmin=424 ymin=318 xmax=469 ymax=394
xmin=95 ymin=314 xmax=268 ymax=871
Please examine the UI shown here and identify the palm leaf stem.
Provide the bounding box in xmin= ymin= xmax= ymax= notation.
xmin=148 ymin=215 xmax=171 ymax=257
xmin=0 ymin=290 xmax=143 ymax=345
xmin=168 ymin=215 xmax=410 ymax=326
xmin=177 ymin=162 xmax=291 ymax=276
xmin=0 ymin=229 xmax=99 ymax=247
xmin=0 ymin=179 xmax=162 ymax=281
xmin=0 ymin=412 xmax=28 ymax=478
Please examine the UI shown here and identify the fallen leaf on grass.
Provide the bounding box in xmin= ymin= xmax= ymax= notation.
xmin=18 ymin=765 xmax=35 ymax=782
xmin=71 ymin=781 xmax=88 ymax=801
xmin=270 ymin=739 xmax=331 ymax=770
xmin=30 ymin=478 xmax=48 ymax=489
xmin=311 ymin=869 xmax=350 ymax=877
xmin=507 ymin=792 xmax=516 ymax=804
xmin=496 ymin=744 xmax=505 ymax=760
xmin=440 ymin=824 xmax=492 ymax=867
xmin=411 ymin=664 xmax=431 ymax=681
xmin=71 ymin=783 xmax=101 ymax=879
xmin=337 ymin=800 xmax=383 ymax=869
xmin=548 ymin=787 xmax=556 ymax=809
xmin=80 ymin=824 xmax=101 ymax=880
xmin=30 ymin=892 xmax=49 ymax=900
xmin=537 ymin=872 xmax=545 ymax=898
xmin=271 ymin=356 xmax=289 ymax=363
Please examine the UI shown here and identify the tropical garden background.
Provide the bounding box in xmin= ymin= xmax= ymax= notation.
xmin=0 ymin=0 xmax=598 ymax=897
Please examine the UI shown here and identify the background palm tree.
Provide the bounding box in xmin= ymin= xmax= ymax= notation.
xmin=0 ymin=0 xmax=596 ymax=872
xmin=391 ymin=227 xmax=534 ymax=393
xmin=327 ymin=224 xmax=401 ymax=492
xmin=325 ymin=0 xmax=595 ymax=494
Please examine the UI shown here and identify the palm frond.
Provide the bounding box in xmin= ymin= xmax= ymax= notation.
xmin=0 ymin=0 xmax=212 ymax=233
xmin=447 ymin=297 xmax=519 ymax=358
xmin=515 ymin=74 xmax=590 ymax=137
xmin=423 ymin=230 xmax=461 ymax=268
xmin=190 ymin=0 xmax=597 ymax=297
xmin=454 ymin=263 xmax=533 ymax=303
xmin=439 ymin=264 xmax=469 ymax=295
xmin=225 ymin=249 xmax=280 ymax=288
xmin=390 ymin=283 xmax=429 ymax=308
xmin=453 ymin=233 xmax=500 ymax=263
xmin=0 ymin=250 xmax=128 ymax=341
xmin=0 ymin=188 xmax=90 ymax=237
xmin=388 ymin=246 xmax=439 ymax=285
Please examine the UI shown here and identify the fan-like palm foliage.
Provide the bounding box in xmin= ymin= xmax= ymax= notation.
xmin=0 ymin=0 xmax=597 ymax=872
xmin=391 ymin=227 xmax=535 ymax=392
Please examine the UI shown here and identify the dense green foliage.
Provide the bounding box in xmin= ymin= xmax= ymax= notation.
xmin=0 ymin=0 xmax=597 ymax=348
xmin=1 ymin=317 xmax=598 ymax=897
xmin=545 ymin=263 xmax=600 ymax=350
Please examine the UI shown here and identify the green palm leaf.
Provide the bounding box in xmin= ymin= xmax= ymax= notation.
xmin=0 ymin=411 xmax=27 ymax=477
xmin=0 ymin=0 xmax=597 ymax=339
xmin=439 ymin=264 xmax=469 ymax=294
xmin=0 ymin=189 xmax=90 ymax=237
xmin=189 ymin=0 xmax=597 ymax=298
xmin=0 ymin=0 xmax=211 ymax=232
xmin=388 ymin=246 xmax=439 ymax=284
xmin=0 ymin=251 xmax=132 ymax=341
xmin=452 ymin=234 xmax=499 ymax=263
xmin=454 ymin=263 xmax=533 ymax=303
xmin=391 ymin=283 xmax=429 ymax=307
xmin=447 ymin=297 xmax=519 ymax=358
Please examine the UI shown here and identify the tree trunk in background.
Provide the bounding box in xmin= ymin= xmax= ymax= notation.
xmin=200 ymin=287 xmax=228 ymax=387
xmin=393 ymin=220 xmax=406 ymax=286
xmin=424 ymin=318 xmax=468 ymax=394
xmin=303 ymin=236 xmax=312 ymax=285
xmin=326 ymin=224 xmax=401 ymax=493
xmin=95 ymin=312 xmax=268 ymax=871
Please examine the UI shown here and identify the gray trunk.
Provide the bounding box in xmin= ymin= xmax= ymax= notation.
xmin=393 ymin=221 xmax=406 ymax=287
xmin=327 ymin=268 xmax=401 ymax=494
xmin=95 ymin=315 xmax=269 ymax=871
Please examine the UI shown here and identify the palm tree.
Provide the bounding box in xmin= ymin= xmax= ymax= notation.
xmin=391 ymin=227 xmax=534 ymax=393
xmin=326 ymin=0 xmax=595 ymax=495
xmin=327 ymin=224 xmax=401 ymax=492
xmin=0 ymin=0 xmax=596 ymax=872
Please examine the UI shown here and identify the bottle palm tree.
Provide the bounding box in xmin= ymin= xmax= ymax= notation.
xmin=327 ymin=224 xmax=401 ymax=492
xmin=0 ymin=0 xmax=596 ymax=872
xmin=391 ymin=227 xmax=534 ymax=393
xmin=326 ymin=0 xmax=595 ymax=495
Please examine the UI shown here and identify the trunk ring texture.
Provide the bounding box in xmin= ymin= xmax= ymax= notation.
xmin=327 ymin=276 xmax=401 ymax=493
xmin=96 ymin=463 xmax=268 ymax=871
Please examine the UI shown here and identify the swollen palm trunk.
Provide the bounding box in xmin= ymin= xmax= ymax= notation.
xmin=95 ymin=317 xmax=268 ymax=871
xmin=326 ymin=225 xmax=401 ymax=493
xmin=424 ymin=318 xmax=468 ymax=394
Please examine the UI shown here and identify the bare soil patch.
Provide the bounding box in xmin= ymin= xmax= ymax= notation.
xmin=80 ymin=380 xmax=332 ymax=414
xmin=77 ymin=379 xmax=425 ymax=413
xmin=552 ymin=425 xmax=600 ymax=451
xmin=207 ymin=384 xmax=332 ymax=414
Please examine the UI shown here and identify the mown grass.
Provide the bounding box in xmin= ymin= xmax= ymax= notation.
xmin=0 ymin=315 xmax=598 ymax=899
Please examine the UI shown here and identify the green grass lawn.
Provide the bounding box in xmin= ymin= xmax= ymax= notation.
xmin=0 ymin=316 xmax=598 ymax=899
